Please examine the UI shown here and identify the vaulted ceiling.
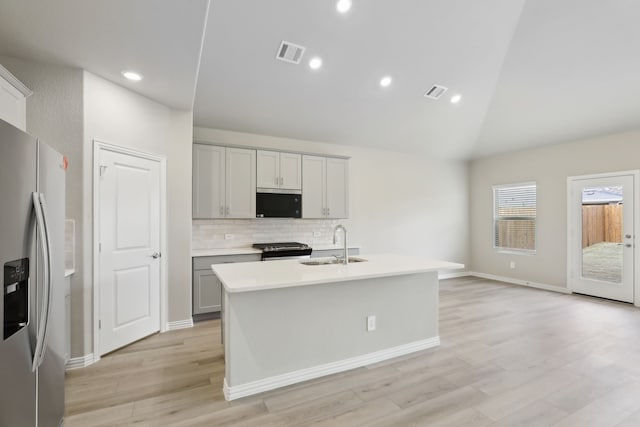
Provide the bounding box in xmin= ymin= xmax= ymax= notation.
xmin=1 ymin=0 xmax=639 ymax=159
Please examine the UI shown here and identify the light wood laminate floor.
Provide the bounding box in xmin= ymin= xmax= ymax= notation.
xmin=65 ymin=277 xmax=640 ymax=426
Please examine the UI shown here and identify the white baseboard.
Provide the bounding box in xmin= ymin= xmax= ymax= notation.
xmin=65 ymin=353 xmax=96 ymax=370
xmin=223 ymin=336 xmax=440 ymax=401
xmin=166 ymin=318 xmax=194 ymax=331
xmin=439 ymin=270 xmax=471 ymax=279
xmin=470 ymin=271 xmax=571 ymax=294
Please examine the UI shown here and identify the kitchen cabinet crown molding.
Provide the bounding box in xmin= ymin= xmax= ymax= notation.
xmin=0 ymin=64 xmax=33 ymax=98
xmin=192 ymin=139 xmax=350 ymax=161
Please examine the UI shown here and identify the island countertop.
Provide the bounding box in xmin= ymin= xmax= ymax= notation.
xmin=212 ymin=253 xmax=464 ymax=293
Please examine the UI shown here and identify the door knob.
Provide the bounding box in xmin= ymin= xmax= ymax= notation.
xmin=625 ymin=244 xmax=632 ymax=248
xmin=150 ymin=252 xmax=161 ymax=259
xmin=625 ymin=234 xmax=632 ymax=239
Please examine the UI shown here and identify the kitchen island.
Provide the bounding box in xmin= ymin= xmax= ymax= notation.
xmin=212 ymin=254 xmax=463 ymax=400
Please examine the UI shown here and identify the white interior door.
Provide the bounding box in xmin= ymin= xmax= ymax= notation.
xmin=569 ymin=173 xmax=636 ymax=303
xmin=99 ymin=148 xmax=161 ymax=355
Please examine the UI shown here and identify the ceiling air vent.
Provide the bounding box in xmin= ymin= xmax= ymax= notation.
xmin=424 ymin=84 xmax=448 ymax=100
xmin=275 ymin=41 xmax=306 ymax=64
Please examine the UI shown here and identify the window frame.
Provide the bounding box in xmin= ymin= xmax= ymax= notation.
xmin=492 ymin=182 xmax=537 ymax=255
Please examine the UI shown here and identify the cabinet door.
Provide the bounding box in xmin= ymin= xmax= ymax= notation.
xmin=326 ymin=158 xmax=349 ymax=218
xmin=302 ymin=155 xmax=326 ymax=218
xmin=256 ymin=150 xmax=280 ymax=189
xmin=193 ymin=270 xmax=222 ymax=314
xmin=193 ymin=144 xmax=225 ymax=218
xmin=280 ymin=152 xmax=302 ymax=190
xmin=226 ymin=147 xmax=256 ymax=218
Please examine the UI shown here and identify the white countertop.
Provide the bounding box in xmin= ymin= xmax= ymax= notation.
xmin=212 ymin=253 xmax=464 ymax=293
xmin=192 ymin=244 xmax=361 ymax=257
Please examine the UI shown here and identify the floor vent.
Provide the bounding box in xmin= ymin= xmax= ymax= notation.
xmin=424 ymin=84 xmax=448 ymax=100
xmin=276 ymin=41 xmax=306 ymax=64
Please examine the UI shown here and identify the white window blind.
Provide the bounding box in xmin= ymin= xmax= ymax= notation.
xmin=493 ymin=183 xmax=536 ymax=252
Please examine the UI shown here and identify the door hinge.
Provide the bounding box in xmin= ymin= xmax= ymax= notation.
xmin=99 ymin=320 xmax=102 ymax=329
xmin=99 ymin=242 xmax=102 ymax=252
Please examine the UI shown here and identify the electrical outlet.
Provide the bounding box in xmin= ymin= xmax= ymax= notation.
xmin=313 ymin=231 xmax=322 ymax=238
xmin=224 ymin=233 xmax=234 ymax=240
xmin=510 ymin=261 xmax=516 ymax=269
xmin=366 ymin=315 xmax=376 ymax=332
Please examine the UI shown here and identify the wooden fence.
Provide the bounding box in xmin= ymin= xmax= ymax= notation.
xmin=496 ymin=220 xmax=536 ymax=250
xmin=582 ymin=204 xmax=622 ymax=248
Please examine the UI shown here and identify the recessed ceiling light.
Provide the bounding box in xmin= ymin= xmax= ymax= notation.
xmin=380 ymin=76 xmax=392 ymax=88
xmin=450 ymin=94 xmax=462 ymax=104
xmin=122 ymin=71 xmax=143 ymax=81
xmin=309 ymin=57 xmax=323 ymax=70
xmin=336 ymin=0 xmax=352 ymax=14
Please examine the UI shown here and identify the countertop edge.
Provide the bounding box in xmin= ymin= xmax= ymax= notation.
xmin=215 ymin=257 xmax=464 ymax=293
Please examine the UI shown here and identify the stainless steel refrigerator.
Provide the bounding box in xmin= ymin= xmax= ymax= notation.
xmin=0 ymin=118 xmax=65 ymax=427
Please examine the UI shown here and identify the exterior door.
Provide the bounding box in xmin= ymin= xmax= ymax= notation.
xmin=569 ymin=173 xmax=636 ymax=303
xmin=98 ymin=148 xmax=161 ymax=355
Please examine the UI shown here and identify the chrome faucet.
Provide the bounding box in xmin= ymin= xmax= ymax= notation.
xmin=333 ymin=224 xmax=348 ymax=265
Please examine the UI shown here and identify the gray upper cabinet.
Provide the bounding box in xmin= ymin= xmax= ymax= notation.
xmin=193 ymin=144 xmax=256 ymax=218
xmin=302 ymin=155 xmax=348 ymax=218
xmin=257 ymin=150 xmax=302 ymax=190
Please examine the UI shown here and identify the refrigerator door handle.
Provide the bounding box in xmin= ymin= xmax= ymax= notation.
xmin=31 ymin=192 xmax=53 ymax=372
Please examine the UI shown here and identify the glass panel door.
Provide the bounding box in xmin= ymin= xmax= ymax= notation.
xmin=581 ymin=186 xmax=623 ymax=284
xmin=569 ymin=173 xmax=635 ymax=303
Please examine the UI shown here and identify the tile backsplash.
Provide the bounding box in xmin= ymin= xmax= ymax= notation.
xmin=192 ymin=219 xmax=342 ymax=249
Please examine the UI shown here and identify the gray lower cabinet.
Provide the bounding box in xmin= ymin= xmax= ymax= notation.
xmin=192 ymin=253 xmax=261 ymax=318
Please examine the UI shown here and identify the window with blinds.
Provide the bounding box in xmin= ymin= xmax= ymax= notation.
xmin=493 ymin=183 xmax=536 ymax=252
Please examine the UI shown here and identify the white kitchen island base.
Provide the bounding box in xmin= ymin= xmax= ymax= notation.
xmin=219 ymin=264 xmax=448 ymax=401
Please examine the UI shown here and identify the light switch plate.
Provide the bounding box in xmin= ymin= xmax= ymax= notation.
xmin=367 ymin=315 xmax=376 ymax=332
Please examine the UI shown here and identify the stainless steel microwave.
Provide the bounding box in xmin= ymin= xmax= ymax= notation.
xmin=256 ymin=191 xmax=302 ymax=218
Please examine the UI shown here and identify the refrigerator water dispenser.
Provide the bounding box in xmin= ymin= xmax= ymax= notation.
xmin=3 ymin=258 xmax=29 ymax=340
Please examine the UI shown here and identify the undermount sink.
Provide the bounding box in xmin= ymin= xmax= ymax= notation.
xmin=300 ymin=257 xmax=367 ymax=266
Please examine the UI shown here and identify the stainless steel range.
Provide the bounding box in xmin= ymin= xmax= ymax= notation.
xmin=252 ymin=242 xmax=312 ymax=261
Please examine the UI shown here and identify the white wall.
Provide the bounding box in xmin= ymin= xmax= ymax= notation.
xmin=469 ymin=129 xmax=640 ymax=288
xmin=193 ymin=127 xmax=469 ymax=265
xmin=83 ymin=72 xmax=193 ymax=344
